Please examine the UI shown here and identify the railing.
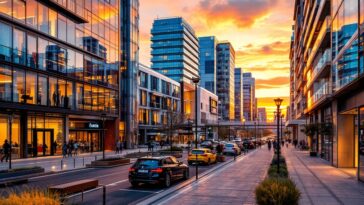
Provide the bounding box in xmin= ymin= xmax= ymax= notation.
xmin=308 ymin=82 xmax=331 ymax=108
xmin=312 ymin=49 xmax=331 ymax=78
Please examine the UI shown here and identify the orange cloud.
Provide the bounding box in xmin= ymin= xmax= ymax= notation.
xmin=196 ymin=0 xmax=278 ymax=28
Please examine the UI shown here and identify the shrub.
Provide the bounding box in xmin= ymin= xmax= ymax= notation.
xmin=0 ymin=190 xmax=60 ymax=205
xmin=268 ymin=164 xmax=288 ymax=178
xmin=255 ymin=178 xmax=300 ymax=205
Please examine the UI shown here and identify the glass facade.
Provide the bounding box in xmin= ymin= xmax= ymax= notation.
xmin=359 ymin=107 xmax=364 ymax=181
xmin=199 ymin=36 xmax=217 ymax=94
xmin=0 ymin=0 xmax=120 ymax=158
xmin=151 ymin=17 xmax=199 ymax=83
xmin=234 ymin=68 xmax=243 ymax=122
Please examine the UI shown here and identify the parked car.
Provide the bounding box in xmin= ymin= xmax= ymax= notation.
xmin=200 ymin=140 xmax=214 ymax=150
xmin=233 ymin=139 xmax=244 ymax=150
xmin=223 ymin=143 xmax=241 ymax=155
xmin=243 ymin=140 xmax=255 ymax=149
xmin=188 ymin=148 xmax=217 ymax=165
xmin=128 ymin=156 xmax=189 ymax=187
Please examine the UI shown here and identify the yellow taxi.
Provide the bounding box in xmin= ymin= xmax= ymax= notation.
xmin=188 ymin=148 xmax=217 ymax=165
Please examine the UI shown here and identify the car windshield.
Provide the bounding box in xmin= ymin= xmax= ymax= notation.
xmin=226 ymin=144 xmax=234 ymax=147
xmin=191 ymin=150 xmax=205 ymax=154
xmin=135 ymin=159 xmax=160 ymax=168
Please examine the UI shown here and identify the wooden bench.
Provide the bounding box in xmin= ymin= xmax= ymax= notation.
xmin=48 ymin=179 xmax=98 ymax=196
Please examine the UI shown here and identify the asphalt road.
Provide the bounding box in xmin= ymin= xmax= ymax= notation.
xmin=1 ymin=152 xmax=235 ymax=205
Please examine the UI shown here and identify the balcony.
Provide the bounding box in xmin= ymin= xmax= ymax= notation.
xmin=305 ymin=49 xmax=331 ymax=93
xmin=306 ymin=82 xmax=332 ymax=113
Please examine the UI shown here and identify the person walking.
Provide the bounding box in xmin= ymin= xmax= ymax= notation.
xmin=268 ymin=140 xmax=272 ymax=151
xmin=73 ymin=141 xmax=79 ymax=156
xmin=53 ymin=140 xmax=58 ymax=154
xmin=1 ymin=140 xmax=11 ymax=163
xmin=62 ymin=142 xmax=68 ymax=158
xmin=116 ymin=140 xmax=121 ymax=154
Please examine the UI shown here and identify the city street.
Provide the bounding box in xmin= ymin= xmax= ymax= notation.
xmin=1 ymin=151 xmax=237 ymax=205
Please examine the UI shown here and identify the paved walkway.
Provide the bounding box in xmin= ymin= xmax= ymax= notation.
xmin=284 ymin=147 xmax=364 ymax=205
xmin=0 ymin=147 xmax=158 ymax=173
xmin=155 ymin=148 xmax=273 ymax=205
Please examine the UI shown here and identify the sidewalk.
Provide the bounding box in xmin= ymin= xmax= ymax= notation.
xmin=284 ymin=147 xmax=364 ymax=205
xmin=0 ymin=147 xmax=156 ymax=172
xmin=154 ymin=148 xmax=273 ymax=205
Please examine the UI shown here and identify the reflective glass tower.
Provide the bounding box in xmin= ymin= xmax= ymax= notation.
xmin=151 ymin=17 xmax=199 ymax=84
xmin=234 ymin=68 xmax=244 ymax=122
xmin=199 ymin=36 xmax=217 ymax=94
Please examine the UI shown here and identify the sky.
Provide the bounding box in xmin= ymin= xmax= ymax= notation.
xmin=139 ymin=0 xmax=294 ymax=120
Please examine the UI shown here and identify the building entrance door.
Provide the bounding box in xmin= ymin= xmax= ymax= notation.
xmin=32 ymin=129 xmax=54 ymax=157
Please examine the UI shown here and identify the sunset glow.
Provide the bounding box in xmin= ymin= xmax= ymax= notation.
xmin=139 ymin=0 xmax=292 ymax=120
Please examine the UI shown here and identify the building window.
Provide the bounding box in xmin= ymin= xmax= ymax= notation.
xmin=58 ymin=14 xmax=67 ymax=42
xmin=13 ymin=68 xmax=25 ymax=103
xmin=27 ymin=35 xmax=37 ymax=69
xmin=13 ymin=29 xmax=26 ymax=65
xmin=75 ymin=52 xmax=84 ymax=80
xmin=0 ymin=0 xmax=11 ymax=17
xmin=0 ymin=65 xmax=12 ymax=102
xmin=13 ymin=0 xmax=25 ymax=23
xmin=37 ymin=75 xmax=48 ymax=106
xmin=49 ymin=9 xmax=57 ymax=37
xmin=66 ymin=81 xmax=74 ymax=109
xmin=151 ymin=76 xmax=159 ymax=91
xmin=76 ymin=83 xmax=84 ymax=110
xmin=139 ymin=71 xmax=148 ymax=88
xmin=0 ymin=22 xmax=12 ymax=62
xmin=139 ymin=90 xmax=147 ymax=106
xmin=26 ymin=0 xmax=38 ymax=28
xmin=38 ymin=38 xmax=48 ymax=70
xmin=38 ymin=3 xmax=49 ymax=34
xmin=205 ymin=60 xmax=214 ymax=74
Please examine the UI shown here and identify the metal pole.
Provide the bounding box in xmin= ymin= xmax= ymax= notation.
xmin=61 ymin=160 xmax=63 ymax=170
xmin=254 ymin=122 xmax=257 ymax=149
xmin=102 ymin=117 xmax=105 ymax=160
xmin=8 ymin=114 xmax=12 ymax=170
xmin=277 ymin=106 xmax=280 ymax=174
xmin=195 ymin=82 xmax=198 ymax=180
xmin=103 ymin=185 xmax=106 ymax=205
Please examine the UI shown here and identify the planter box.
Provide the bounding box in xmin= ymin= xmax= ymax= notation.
xmin=310 ymin=151 xmax=317 ymax=157
xmin=216 ymin=155 xmax=225 ymax=162
xmin=158 ymin=151 xmax=183 ymax=158
xmin=88 ymin=158 xmax=130 ymax=168
xmin=49 ymin=179 xmax=98 ymax=196
xmin=0 ymin=167 xmax=44 ymax=179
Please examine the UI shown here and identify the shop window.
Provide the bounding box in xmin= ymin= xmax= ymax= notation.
xmin=0 ymin=115 xmax=20 ymax=159
xmin=25 ymin=71 xmax=37 ymax=104
xmin=38 ymin=75 xmax=48 ymax=106
xmin=27 ymin=35 xmax=37 ymax=69
xmin=0 ymin=65 xmax=12 ymax=102
xmin=13 ymin=0 xmax=25 ymax=23
xmin=26 ymin=0 xmax=38 ymax=28
xmin=13 ymin=29 xmax=26 ymax=65
xmin=13 ymin=68 xmax=25 ymax=103
xmin=0 ymin=22 xmax=12 ymax=62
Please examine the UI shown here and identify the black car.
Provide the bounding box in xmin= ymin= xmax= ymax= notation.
xmin=128 ymin=156 xmax=189 ymax=187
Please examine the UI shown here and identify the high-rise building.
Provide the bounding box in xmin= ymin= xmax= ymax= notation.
xmin=120 ymin=0 xmax=140 ymax=148
xmin=234 ymin=68 xmax=244 ymax=122
xmin=0 ymin=0 xmax=120 ymax=158
xmin=290 ymin=0 xmax=364 ymax=181
xmin=151 ymin=17 xmax=199 ymax=84
xmin=242 ymin=73 xmax=255 ymax=121
xmin=257 ymin=108 xmax=267 ymax=123
xmin=199 ymin=36 xmax=217 ymax=94
xmin=216 ymin=42 xmax=235 ymax=121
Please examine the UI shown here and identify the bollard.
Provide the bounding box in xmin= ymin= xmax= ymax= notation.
xmin=61 ymin=160 xmax=63 ymax=171
xmin=95 ymin=155 xmax=97 ymax=161
xmin=103 ymin=185 xmax=106 ymax=205
xmin=74 ymin=158 xmax=76 ymax=168
xmin=81 ymin=190 xmax=84 ymax=202
xmin=83 ymin=157 xmax=85 ymax=167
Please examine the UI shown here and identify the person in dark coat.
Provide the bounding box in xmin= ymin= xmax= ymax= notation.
xmin=1 ymin=140 xmax=11 ymax=162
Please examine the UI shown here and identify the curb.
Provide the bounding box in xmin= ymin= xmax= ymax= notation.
xmin=136 ymin=150 xmax=257 ymax=205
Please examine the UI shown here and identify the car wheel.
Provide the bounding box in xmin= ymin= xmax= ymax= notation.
xmin=164 ymin=173 xmax=171 ymax=187
xmin=183 ymin=169 xmax=189 ymax=180
xmin=130 ymin=181 xmax=139 ymax=187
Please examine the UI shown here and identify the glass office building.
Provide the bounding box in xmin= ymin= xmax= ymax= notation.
xmin=198 ymin=36 xmax=217 ymax=94
xmin=242 ymin=73 xmax=255 ymax=121
xmin=120 ymin=0 xmax=139 ymax=148
xmin=234 ymin=67 xmax=244 ymax=122
xmin=216 ymin=42 xmax=235 ymax=121
xmin=151 ymin=17 xmax=199 ymax=84
xmin=0 ymin=0 xmax=120 ymax=158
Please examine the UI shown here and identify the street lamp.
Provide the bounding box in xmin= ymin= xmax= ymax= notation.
xmin=274 ymin=98 xmax=283 ymax=174
xmin=101 ymin=113 xmax=107 ymax=160
xmin=192 ymin=77 xmax=200 ymax=180
xmin=254 ymin=121 xmax=257 ymax=149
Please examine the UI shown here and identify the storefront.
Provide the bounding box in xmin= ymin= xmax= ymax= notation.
xmin=0 ymin=114 xmax=20 ymax=159
xmin=69 ymin=121 xmax=103 ymax=153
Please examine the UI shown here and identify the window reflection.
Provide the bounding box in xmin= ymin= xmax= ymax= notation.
xmin=26 ymin=0 xmax=38 ymax=28
xmin=0 ymin=65 xmax=12 ymax=101
xmin=49 ymin=77 xmax=57 ymax=106
xmin=75 ymin=52 xmax=84 ymax=80
xmin=0 ymin=22 xmax=12 ymax=62
xmin=66 ymin=81 xmax=74 ymax=109
xmin=84 ymin=84 xmax=91 ymax=110
xmin=76 ymin=83 xmax=84 ymax=110
xmin=13 ymin=29 xmax=26 ymax=65
xmin=49 ymin=10 xmax=57 ymax=37
xmin=25 ymin=72 xmax=37 ymax=104
xmin=13 ymin=68 xmax=25 ymax=103
xmin=38 ymin=38 xmax=48 ymax=70
xmin=38 ymin=75 xmax=48 ymax=105
xmin=58 ymin=14 xmax=67 ymax=42
xmin=13 ymin=0 xmax=26 ymax=23
xmin=38 ymin=3 xmax=49 ymax=34
xmin=27 ymin=35 xmax=37 ymax=69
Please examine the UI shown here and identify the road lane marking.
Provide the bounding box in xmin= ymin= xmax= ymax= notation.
xmin=119 ymin=189 xmax=164 ymax=194
xmin=29 ymin=168 xmax=95 ymax=180
xmin=106 ymin=179 xmax=129 ymax=187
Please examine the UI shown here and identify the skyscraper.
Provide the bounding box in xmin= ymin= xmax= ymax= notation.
xmin=243 ymin=72 xmax=255 ymax=121
xmin=216 ymin=42 xmax=235 ymax=121
xmin=0 ymin=0 xmax=120 ymax=158
xmin=199 ymin=36 xmax=217 ymax=94
xmin=151 ymin=17 xmax=199 ymax=84
xmin=120 ymin=0 xmax=140 ymax=148
xmin=257 ymin=108 xmax=267 ymax=123
xmin=234 ymin=68 xmax=244 ymax=122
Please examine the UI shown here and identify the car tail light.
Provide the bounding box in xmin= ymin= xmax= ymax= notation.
xmin=129 ymin=167 xmax=135 ymax=172
xmin=151 ymin=168 xmax=163 ymax=173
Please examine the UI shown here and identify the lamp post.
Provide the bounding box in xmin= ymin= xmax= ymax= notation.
xmin=274 ymin=98 xmax=283 ymax=174
xmin=101 ymin=114 xmax=107 ymax=160
xmin=192 ymin=77 xmax=200 ymax=180
xmin=8 ymin=114 xmax=13 ymax=170
xmin=281 ymin=114 xmax=285 ymax=143
xmin=254 ymin=121 xmax=257 ymax=149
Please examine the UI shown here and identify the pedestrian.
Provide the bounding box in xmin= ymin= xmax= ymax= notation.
xmin=62 ymin=142 xmax=67 ymax=158
xmin=42 ymin=143 xmax=48 ymax=156
xmin=53 ymin=140 xmax=58 ymax=154
xmin=268 ymin=140 xmax=272 ymax=151
xmin=0 ymin=140 xmax=11 ymax=163
xmin=68 ymin=141 xmax=73 ymax=157
xmin=73 ymin=141 xmax=79 ymax=156
xmin=116 ymin=140 xmax=121 ymax=154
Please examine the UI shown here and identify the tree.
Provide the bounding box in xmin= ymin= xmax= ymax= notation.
xmin=158 ymin=110 xmax=187 ymax=151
